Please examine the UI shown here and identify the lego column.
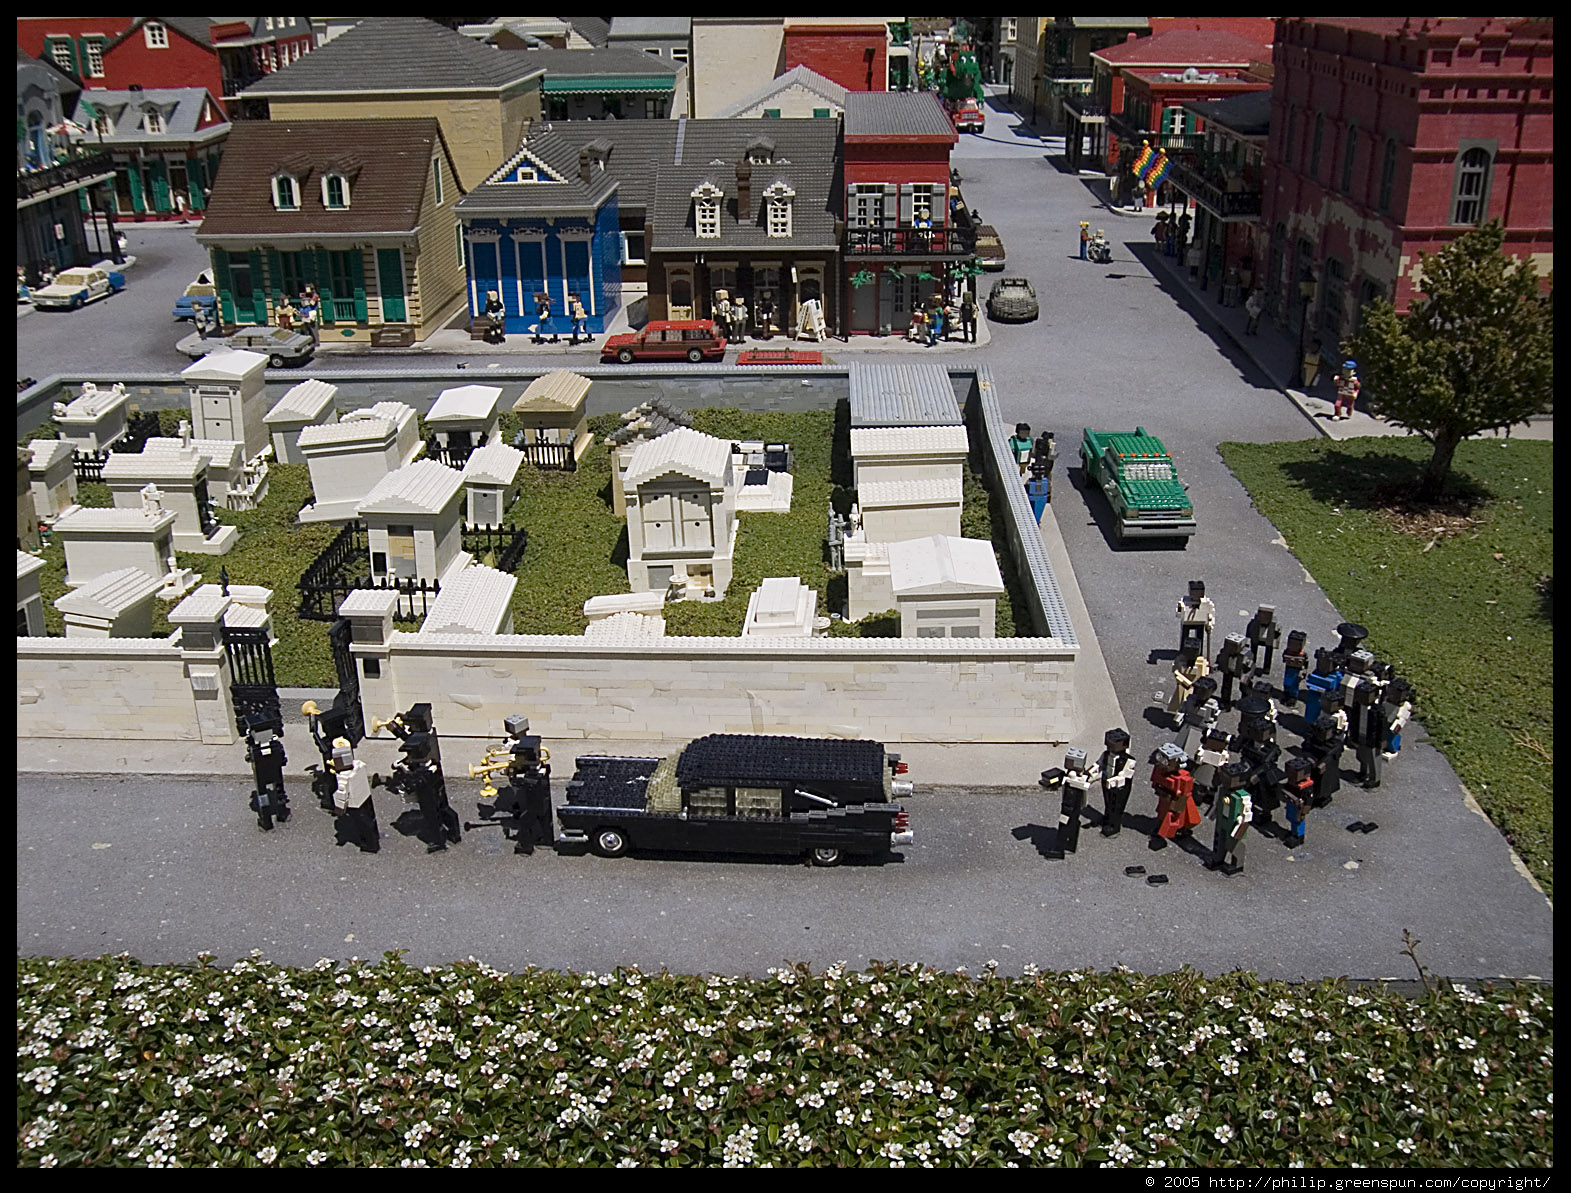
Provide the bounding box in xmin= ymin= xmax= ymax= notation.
xmin=168 ymin=588 xmax=238 ymax=746
xmin=338 ymin=588 xmax=400 ymax=730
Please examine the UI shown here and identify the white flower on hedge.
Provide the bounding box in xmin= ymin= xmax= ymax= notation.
xmin=1313 ymin=1090 xmax=1333 ymax=1107
xmin=1289 ymin=1047 xmax=1307 ymax=1064
xmin=1396 ymin=1138 xmax=1416 ymax=1155
xmin=975 ymin=1014 xmax=992 ymax=1031
xmin=1457 ymin=1036 xmax=1476 ymax=1050
xmin=1008 ymin=1129 xmax=1038 ymax=1155
xmin=1472 ymin=1058 xmax=1490 ymax=1077
xmin=257 ymin=1147 xmax=279 ymax=1164
xmin=1107 ymin=1141 xmax=1137 ymax=1164
xmin=1219 ymin=1056 xmax=1240 ymax=1077
xmin=1214 ymin=1124 xmax=1235 ymax=1144
xmin=1366 ymin=1068 xmax=1386 ymax=1083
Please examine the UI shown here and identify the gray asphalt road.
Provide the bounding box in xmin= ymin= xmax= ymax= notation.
xmin=15 ymin=769 xmax=1552 ymax=981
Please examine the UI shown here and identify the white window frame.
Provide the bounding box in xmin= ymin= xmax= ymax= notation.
xmin=142 ymin=108 xmax=165 ymax=135
xmin=50 ymin=41 xmax=74 ymax=72
xmin=85 ymin=40 xmax=105 ymax=78
xmin=672 ymin=47 xmax=689 ymax=63
xmin=764 ymin=181 xmax=795 ymax=239
xmin=145 ymin=21 xmax=169 ymax=50
xmin=911 ymin=185 xmax=935 ymax=225
xmin=692 ymin=182 xmax=724 ymax=239
xmin=322 ymin=172 xmax=350 ymax=209
xmin=620 ymin=231 xmax=646 ymax=265
xmin=1003 ymin=18 xmax=1017 ymax=43
xmin=272 ymin=174 xmax=300 ymax=211
xmin=432 ymin=158 xmax=444 ymax=206
xmin=852 ymin=183 xmax=885 ymax=228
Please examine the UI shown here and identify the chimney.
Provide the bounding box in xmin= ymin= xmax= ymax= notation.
xmin=735 ymin=160 xmax=752 ymax=221
xmin=579 ymin=146 xmax=593 ymax=183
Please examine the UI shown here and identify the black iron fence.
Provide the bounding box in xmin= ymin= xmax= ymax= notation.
xmin=297 ymin=520 xmax=369 ymax=621
xmin=846 ymin=226 xmax=976 ymax=257
xmin=424 ymin=435 xmax=477 ymax=469
xmin=70 ymin=410 xmax=166 ymax=482
xmin=462 ymin=523 xmax=528 ymax=573
xmin=370 ymin=576 xmax=440 ymax=623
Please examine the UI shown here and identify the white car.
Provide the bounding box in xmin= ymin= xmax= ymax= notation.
xmin=29 ymin=265 xmax=125 ymax=310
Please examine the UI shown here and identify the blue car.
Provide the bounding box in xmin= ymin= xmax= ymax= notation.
xmin=172 ymin=270 xmax=218 ymax=320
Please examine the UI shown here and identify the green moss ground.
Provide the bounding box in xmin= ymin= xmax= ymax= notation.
xmin=1218 ymin=436 xmax=1552 ymax=897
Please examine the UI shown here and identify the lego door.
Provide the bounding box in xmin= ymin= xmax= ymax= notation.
xmin=641 ymin=492 xmax=675 ymax=551
xmin=678 ymin=490 xmax=712 ymax=549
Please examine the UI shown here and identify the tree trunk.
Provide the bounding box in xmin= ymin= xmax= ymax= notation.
xmin=1420 ymin=434 xmax=1460 ymax=500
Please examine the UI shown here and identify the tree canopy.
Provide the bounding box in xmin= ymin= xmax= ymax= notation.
xmin=1345 ymin=221 xmax=1552 ymax=497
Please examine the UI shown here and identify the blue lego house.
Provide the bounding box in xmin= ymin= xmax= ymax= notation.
xmin=455 ymin=139 xmax=622 ymax=337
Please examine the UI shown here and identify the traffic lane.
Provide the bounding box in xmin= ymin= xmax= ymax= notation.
xmin=16 ymin=775 xmax=1551 ymax=980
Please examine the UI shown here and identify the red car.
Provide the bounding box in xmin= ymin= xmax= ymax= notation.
xmin=601 ymin=319 xmax=727 ymax=364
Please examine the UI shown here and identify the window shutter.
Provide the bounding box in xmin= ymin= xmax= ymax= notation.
xmin=212 ymin=252 xmax=235 ymax=325
xmin=247 ymin=251 xmax=268 ymax=324
xmin=315 ymin=250 xmax=332 ymax=320
xmin=883 ymin=183 xmax=898 ymax=228
xmin=127 ymin=161 xmax=146 ymax=214
xmin=148 ymin=161 xmax=171 ymax=212
xmin=352 ymin=250 xmax=368 ymax=323
xmin=933 ymin=185 xmax=947 ymax=225
xmin=899 ymin=184 xmax=914 ymax=225
xmin=266 ymin=250 xmax=284 ymax=304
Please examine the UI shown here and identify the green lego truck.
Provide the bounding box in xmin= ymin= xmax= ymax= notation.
xmin=1079 ymin=427 xmax=1197 ymax=542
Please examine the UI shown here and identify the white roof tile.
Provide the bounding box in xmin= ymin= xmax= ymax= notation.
xmin=101 ymin=451 xmax=206 ymax=481
xmin=583 ymin=610 xmax=666 ymax=640
xmin=58 ymin=383 xmax=129 ymax=419
xmin=428 ymin=384 xmax=504 ymax=424
xmin=850 ymin=424 xmax=969 ymax=458
xmin=515 ymin=369 xmax=592 ymax=412
xmin=420 ymin=564 xmax=517 ymax=635
xmin=181 ymin=349 xmax=268 ymax=381
xmin=857 ymin=476 xmax=963 ymax=507
xmin=266 ymin=378 xmax=338 ymax=421
xmin=25 ymin=439 xmax=75 ymax=469
xmin=54 ymin=566 xmax=163 ymax=617
xmin=358 ymin=459 xmax=464 ymax=516
xmin=298 ymin=417 xmax=394 ymax=448
xmin=347 ymin=401 xmax=416 ymax=427
xmin=142 ymin=437 xmax=244 ymax=467
xmin=462 ymin=442 xmax=525 ymax=486
xmin=624 ymin=426 xmax=732 ymax=488
xmin=51 ymin=506 xmax=177 ymax=532
xmin=17 ymin=549 xmax=46 ymax=581
xmin=888 ymin=535 xmax=1005 ymax=596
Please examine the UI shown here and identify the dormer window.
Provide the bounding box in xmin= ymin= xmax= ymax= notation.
xmin=94 ymin=111 xmax=115 ymax=137
xmin=145 ymin=21 xmax=169 ymax=49
xmin=141 ymin=108 xmax=165 ymax=135
xmin=745 ymin=137 xmax=776 ymax=165
xmin=272 ymin=174 xmax=300 ymax=210
xmin=513 ymin=165 xmax=537 ymax=182
xmin=322 ymin=172 xmax=350 ymax=209
xmin=764 ymin=181 xmax=795 ymax=238
xmin=692 ymin=181 xmax=724 ymax=239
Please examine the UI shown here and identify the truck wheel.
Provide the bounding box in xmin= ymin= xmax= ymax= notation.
xmin=592 ymin=827 xmax=629 ymax=857
xmin=808 ymin=846 xmax=842 ymax=868
xmin=616 ymin=348 xmax=635 ymax=364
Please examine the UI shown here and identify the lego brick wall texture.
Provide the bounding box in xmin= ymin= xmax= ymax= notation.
xmin=18 ymin=639 xmax=205 ymax=740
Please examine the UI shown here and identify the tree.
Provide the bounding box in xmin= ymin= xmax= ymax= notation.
xmin=1345 ymin=221 xmax=1552 ymax=498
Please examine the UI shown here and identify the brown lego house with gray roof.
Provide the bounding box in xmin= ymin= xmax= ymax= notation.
xmin=194 ymin=117 xmax=466 ymax=346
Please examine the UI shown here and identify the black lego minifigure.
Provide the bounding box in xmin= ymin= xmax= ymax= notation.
xmin=1244 ymin=604 xmax=1282 ymax=676
xmin=1188 ymin=724 xmax=1233 ymax=808
xmin=377 ymin=732 xmax=462 ymax=852
xmin=1302 ymin=713 xmax=1346 ymax=809
xmin=1214 ymin=632 xmax=1250 ymax=711
xmin=1174 ymin=674 xmax=1220 ymax=757
xmin=1344 ymin=653 xmax=1387 ymax=789
xmin=1235 ymin=709 xmax=1285 ymax=817
xmin=1097 ymin=728 xmax=1136 ymax=837
xmin=1280 ymin=630 xmax=1310 ymax=709
xmin=1327 ymin=622 xmax=1370 ymax=671
xmin=472 ymin=714 xmax=555 ymax=854
xmin=380 ymin=703 xmax=445 ymax=783
xmin=1282 ymin=755 xmax=1316 ymax=848
xmin=1207 ymin=759 xmax=1252 ymax=875
xmin=243 ymin=715 xmax=290 ymax=831
xmin=1040 ymin=745 xmax=1099 ymax=859
xmin=483 ymin=290 xmax=507 ymax=344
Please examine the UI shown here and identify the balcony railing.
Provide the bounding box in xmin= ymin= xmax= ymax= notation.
xmin=846 ymin=226 xmax=976 ymax=257
xmin=1045 ymin=61 xmax=1094 ymax=82
xmin=17 ymin=151 xmax=115 ymax=202
xmin=1107 ymin=112 xmax=1202 ymax=155
xmin=1063 ymin=93 xmax=1109 ymax=119
xmin=1166 ymin=155 xmax=1263 ymax=218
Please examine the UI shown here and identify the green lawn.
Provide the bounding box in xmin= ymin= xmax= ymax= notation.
xmin=1218 ymin=437 xmax=1552 ymax=897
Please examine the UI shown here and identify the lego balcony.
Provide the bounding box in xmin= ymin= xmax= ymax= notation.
xmin=1166 ymin=152 xmax=1263 ymax=219
xmin=16 ymin=151 xmax=116 ymax=203
xmin=1062 ymin=92 xmax=1109 ymax=120
xmin=1107 ymin=112 xmax=1203 ymax=156
xmin=846 ymin=226 xmax=976 ymax=258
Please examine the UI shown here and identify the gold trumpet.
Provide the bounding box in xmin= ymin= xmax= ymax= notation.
xmin=370 ymin=715 xmax=401 ymax=736
xmin=301 ymin=699 xmax=323 ymax=717
xmin=467 ymin=757 xmax=512 ymax=799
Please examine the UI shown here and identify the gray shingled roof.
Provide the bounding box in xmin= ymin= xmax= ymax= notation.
xmin=843 ymin=92 xmax=956 ymax=140
xmin=70 ymin=88 xmax=229 ymax=146
xmin=515 ymin=46 xmax=679 ymax=83
xmin=566 ymin=18 xmax=611 ymax=48
xmin=848 ymin=363 xmax=964 ymax=427
xmin=608 ymin=17 xmax=692 ymax=39
xmin=241 ymin=17 xmax=545 ymax=96
xmin=1181 ymin=89 xmax=1272 ymax=138
xmin=456 ymin=138 xmax=619 ymax=218
xmin=511 ymin=122 xmax=678 ymax=215
xmin=714 ymin=64 xmax=849 ymax=118
xmin=647 ymin=119 xmax=842 ymax=252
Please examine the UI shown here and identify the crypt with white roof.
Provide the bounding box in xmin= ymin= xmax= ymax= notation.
xmin=52 ymin=381 xmax=131 ymax=453
xmin=426 ymin=384 xmax=504 ymax=455
xmin=355 ymin=459 xmax=467 ymax=586
xmin=296 ymin=401 xmax=421 ymax=524
xmin=265 ymin=379 xmax=338 ymax=464
xmin=621 ymin=426 xmax=739 ymax=598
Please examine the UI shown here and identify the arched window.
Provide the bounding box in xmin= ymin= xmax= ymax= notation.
xmin=1452 ymin=146 xmax=1492 ymax=225
xmin=322 ymin=172 xmax=349 ymax=209
xmin=1377 ymin=140 xmax=1398 ymax=214
xmin=272 ymin=174 xmax=300 ymax=210
xmin=1309 ymin=112 xmax=1325 ymax=179
xmin=691 ymin=182 xmax=723 ymax=239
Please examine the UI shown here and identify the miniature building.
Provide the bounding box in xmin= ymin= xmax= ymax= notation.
xmin=51 ymin=498 xmax=193 ymax=597
xmin=887 ymin=535 xmax=1005 ymax=639
xmin=141 ymin=434 xmax=247 ymax=503
xmin=460 ymin=442 xmax=524 ymax=527
xmin=356 ymin=460 xmax=467 ymax=585
xmin=101 ymin=448 xmax=237 ymax=555
xmin=731 ymin=440 xmax=794 ymax=513
xmin=52 ymin=381 xmax=130 ymax=453
xmin=843 ymin=538 xmax=893 ymax=621
xmin=181 ymin=350 xmax=270 ymax=459
xmin=296 ymin=402 xmax=421 ymax=524
xmin=622 ymin=427 xmax=738 ymax=598
xmin=426 ymin=384 xmax=504 ymax=454
xmin=265 ymin=379 xmax=339 ymax=465
xmin=419 ymin=563 xmax=517 ymax=635
xmin=17 ymin=448 xmax=41 ymax=552
xmin=26 ymin=439 xmax=79 ymax=522
xmin=847 ymin=361 xmax=963 ymax=428
xmin=856 ymin=476 xmax=963 ymax=543
xmin=513 ymin=370 xmax=594 ymax=466
xmin=17 ymin=549 xmax=47 ymax=636
xmin=605 ymin=397 xmax=693 ymax=516
xmin=741 ymin=576 xmax=819 ymax=638
xmin=850 ymin=424 xmax=969 ymax=488
xmin=54 ymin=567 xmax=163 ymax=638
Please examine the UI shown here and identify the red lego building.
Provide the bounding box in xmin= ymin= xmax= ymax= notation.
xmin=842 ymin=92 xmax=970 ymax=336
xmin=785 ymin=21 xmax=888 ymax=94
xmin=1260 ymin=17 xmax=1553 ymax=349
xmin=17 ymin=19 xmax=136 ymax=84
xmin=1070 ymin=26 xmax=1272 ymax=173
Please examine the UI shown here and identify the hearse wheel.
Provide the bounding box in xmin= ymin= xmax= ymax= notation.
xmin=808 ymin=846 xmax=842 ymax=868
xmin=592 ymin=827 xmax=629 ymax=858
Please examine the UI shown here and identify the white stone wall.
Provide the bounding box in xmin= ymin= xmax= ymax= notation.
xmin=862 ymin=502 xmax=962 ymax=543
xmin=17 ymin=638 xmax=202 ymax=740
xmin=357 ymin=633 xmax=1077 ymax=744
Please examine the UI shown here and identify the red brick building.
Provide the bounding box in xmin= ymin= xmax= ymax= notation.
xmin=1260 ymin=16 xmax=1553 ymax=348
xmin=17 ymin=19 xmax=136 ymax=84
xmin=784 ymin=21 xmax=888 ymax=94
xmin=842 ymin=92 xmax=969 ymax=336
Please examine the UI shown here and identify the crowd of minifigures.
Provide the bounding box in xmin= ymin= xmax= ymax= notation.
xmin=240 ymin=702 xmax=553 ymax=856
xmin=1040 ymin=580 xmax=1415 ymax=877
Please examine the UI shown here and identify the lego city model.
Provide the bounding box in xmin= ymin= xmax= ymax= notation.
xmin=555 ymin=734 xmax=913 ymax=867
xmin=1080 ymin=428 xmax=1196 ymax=542
xmin=469 ymin=715 xmax=554 ymax=855
xmin=29 ymin=264 xmax=125 ymax=310
xmin=602 ymin=319 xmax=727 ymax=364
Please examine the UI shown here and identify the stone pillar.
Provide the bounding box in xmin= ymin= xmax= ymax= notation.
xmin=338 ymin=588 xmax=400 ymax=729
xmin=168 ymin=587 xmax=238 ymax=745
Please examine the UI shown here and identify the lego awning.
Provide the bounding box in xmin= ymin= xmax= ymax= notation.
xmin=543 ymin=77 xmax=675 ymax=95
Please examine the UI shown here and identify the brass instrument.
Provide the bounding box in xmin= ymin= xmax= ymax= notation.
xmin=467 ymin=757 xmax=512 ymax=799
xmin=370 ymin=715 xmax=400 ymax=736
xmin=301 ymin=699 xmax=322 ymax=718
